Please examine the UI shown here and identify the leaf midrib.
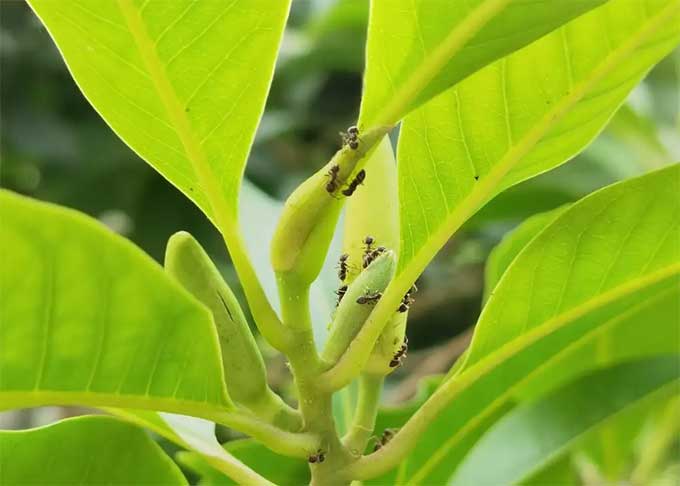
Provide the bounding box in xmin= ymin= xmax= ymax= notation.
xmin=327 ymin=0 xmax=680 ymax=389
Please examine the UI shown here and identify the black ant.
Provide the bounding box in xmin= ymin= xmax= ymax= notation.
xmin=340 ymin=125 xmax=360 ymax=150
xmin=337 ymin=253 xmax=350 ymax=281
xmin=363 ymin=246 xmax=386 ymax=269
xmin=335 ymin=284 xmax=348 ymax=306
xmin=363 ymin=235 xmax=375 ymax=255
xmin=342 ymin=169 xmax=366 ymax=197
xmin=357 ymin=290 xmax=382 ymax=305
xmin=389 ymin=336 xmax=408 ymax=368
xmin=325 ymin=164 xmax=340 ymax=193
xmin=373 ymin=429 xmax=396 ymax=452
xmin=308 ymin=449 xmax=325 ymax=463
xmin=397 ymin=284 xmax=417 ymax=313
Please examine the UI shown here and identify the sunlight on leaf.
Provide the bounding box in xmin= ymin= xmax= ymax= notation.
xmin=0 ymin=190 xmax=231 ymax=414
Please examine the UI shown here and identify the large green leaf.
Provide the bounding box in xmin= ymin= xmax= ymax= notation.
xmin=397 ymin=0 xmax=680 ymax=275
xmin=348 ymin=165 xmax=680 ymax=483
xmin=449 ymin=357 xmax=679 ymax=485
xmin=27 ymin=0 xmax=290 ymax=224
xmin=0 ymin=190 xmax=231 ymax=414
xmin=359 ymin=0 xmax=607 ymax=127
xmin=0 ymin=415 xmax=187 ymax=485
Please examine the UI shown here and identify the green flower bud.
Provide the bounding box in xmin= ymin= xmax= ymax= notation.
xmin=321 ymin=250 xmax=396 ymax=365
xmin=165 ymin=232 xmax=301 ymax=430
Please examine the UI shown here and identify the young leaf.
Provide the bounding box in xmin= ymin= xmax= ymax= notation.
xmin=0 ymin=416 xmax=187 ymax=485
xmin=359 ymin=0 xmax=608 ymax=127
xmin=397 ymin=0 xmax=680 ymax=276
xmin=449 ymin=357 xmax=679 ymax=486
xmin=347 ymin=164 xmax=680 ymax=482
xmin=0 ymin=190 xmax=232 ymax=415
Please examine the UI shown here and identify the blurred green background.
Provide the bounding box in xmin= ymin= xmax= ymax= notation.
xmin=1 ymin=0 xmax=679 ymax=480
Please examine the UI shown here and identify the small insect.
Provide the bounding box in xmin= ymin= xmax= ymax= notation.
xmin=325 ymin=164 xmax=341 ymax=193
xmin=335 ymin=284 xmax=348 ymax=306
xmin=397 ymin=284 xmax=418 ymax=313
xmin=363 ymin=246 xmax=387 ymax=269
xmin=357 ymin=291 xmax=382 ymax=305
xmin=308 ymin=449 xmax=326 ymax=464
xmin=373 ymin=429 xmax=396 ymax=452
xmin=340 ymin=125 xmax=360 ymax=150
xmin=363 ymin=235 xmax=375 ymax=254
xmin=341 ymin=169 xmax=366 ymax=197
xmin=389 ymin=336 xmax=408 ymax=368
xmin=337 ymin=253 xmax=350 ymax=281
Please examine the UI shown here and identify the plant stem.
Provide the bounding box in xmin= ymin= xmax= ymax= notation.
xmin=343 ymin=374 xmax=384 ymax=454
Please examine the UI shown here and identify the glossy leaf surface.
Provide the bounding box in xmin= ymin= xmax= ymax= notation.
xmin=0 ymin=191 xmax=231 ymax=414
xmin=0 ymin=415 xmax=187 ymax=485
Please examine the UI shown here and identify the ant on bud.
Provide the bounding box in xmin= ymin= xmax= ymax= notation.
xmin=373 ymin=429 xmax=396 ymax=452
xmin=389 ymin=336 xmax=408 ymax=368
xmin=340 ymin=125 xmax=360 ymax=150
xmin=337 ymin=253 xmax=350 ymax=281
xmin=363 ymin=246 xmax=386 ymax=269
xmin=342 ymin=169 xmax=366 ymax=197
xmin=325 ymin=164 xmax=340 ymax=194
xmin=308 ymin=449 xmax=326 ymax=463
xmin=335 ymin=284 xmax=348 ymax=306
xmin=397 ymin=284 xmax=417 ymax=313
xmin=356 ymin=290 xmax=382 ymax=305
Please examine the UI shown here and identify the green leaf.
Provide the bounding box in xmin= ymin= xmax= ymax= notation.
xmin=359 ymin=0 xmax=607 ymax=127
xmin=484 ymin=205 xmax=569 ymax=300
xmin=349 ymin=165 xmax=679 ymax=483
xmin=396 ymin=0 xmax=680 ymax=275
xmin=449 ymin=357 xmax=680 ymax=486
xmin=27 ymin=0 xmax=290 ymax=224
xmin=0 ymin=190 xmax=231 ymax=414
xmin=327 ymin=0 xmax=680 ymax=390
xmin=0 ymin=415 xmax=187 ymax=485
xmin=178 ymin=439 xmax=309 ymax=486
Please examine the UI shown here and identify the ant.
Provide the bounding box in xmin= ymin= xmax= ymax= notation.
xmin=340 ymin=125 xmax=360 ymax=150
xmin=357 ymin=290 xmax=382 ymax=305
xmin=389 ymin=336 xmax=408 ymax=368
xmin=397 ymin=284 xmax=418 ymax=313
xmin=363 ymin=246 xmax=387 ymax=269
xmin=335 ymin=284 xmax=348 ymax=306
xmin=373 ymin=429 xmax=396 ymax=452
xmin=342 ymin=169 xmax=366 ymax=197
xmin=363 ymin=235 xmax=375 ymax=255
xmin=308 ymin=449 xmax=326 ymax=463
xmin=325 ymin=164 xmax=340 ymax=193
xmin=337 ymin=253 xmax=350 ymax=281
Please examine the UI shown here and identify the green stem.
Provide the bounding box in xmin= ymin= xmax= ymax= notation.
xmin=216 ymin=411 xmax=318 ymax=459
xmin=343 ymin=374 xmax=384 ymax=455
